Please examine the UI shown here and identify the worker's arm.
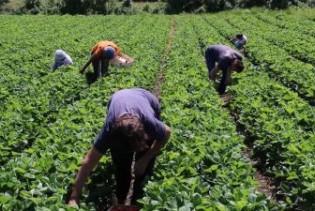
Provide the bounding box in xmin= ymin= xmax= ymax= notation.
xmin=134 ymin=124 xmax=171 ymax=176
xmin=230 ymin=37 xmax=237 ymax=43
xmin=224 ymin=68 xmax=233 ymax=85
xmin=217 ymin=67 xmax=232 ymax=95
xmin=209 ymin=66 xmax=219 ymax=81
xmin=68 ymin=146 xmax=103 ymax=207
xmin=80 ymin=54 xmax=96 ymax=74
xmin=117 ymin=50 xmax=123 ymax=57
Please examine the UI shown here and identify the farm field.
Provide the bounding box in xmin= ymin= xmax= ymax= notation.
xmin=0 ymin=8 xmax=315 ymax=210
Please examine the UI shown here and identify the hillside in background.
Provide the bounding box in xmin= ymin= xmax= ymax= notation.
xmin=1 ymin=0 xmax=315 ymax=14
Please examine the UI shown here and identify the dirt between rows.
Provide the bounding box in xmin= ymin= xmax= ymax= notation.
xmin=220 ymin=92 xmax=277 ymax=201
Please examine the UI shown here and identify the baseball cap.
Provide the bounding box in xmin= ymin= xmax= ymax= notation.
xmin=103 ymin=46 xmax=115 ymax=59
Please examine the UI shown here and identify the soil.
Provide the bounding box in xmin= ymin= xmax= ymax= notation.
xmin=220 ymin=92 xmax=277 ymax=201
xmin=153 ymin=17 xmax=176 ymax=99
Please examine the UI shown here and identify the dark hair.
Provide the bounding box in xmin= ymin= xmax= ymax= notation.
xmin=110 ymin=114 xmax=146 ymax=151
xmin=236 ymin=34 xmax=243 ymax=39
xmin=235 ymin=59 xmax=244 ymax=73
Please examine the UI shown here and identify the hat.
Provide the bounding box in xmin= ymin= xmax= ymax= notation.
xmin=55 ymin=49 xmax=66 ymax=60
xmin=242 ymin=35 xmax=248 ymax=43
xmin=51 ymin=49 xmax=73 ymax=71
xmin=103 ymin=46 xmax=115 ymax=59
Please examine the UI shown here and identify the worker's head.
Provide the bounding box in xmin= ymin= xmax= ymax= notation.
xmin=231 ymin=59 xmax=244 ymax=73
xmin=55 ymin=49 xmax=66 ymax=60
xmin=111 ymin=114 xmax=148 ymax=152
xmin=236 ymin=34 xmax=243 ymax=39
xmin=103 ymin=46 xmax=115 ymax=60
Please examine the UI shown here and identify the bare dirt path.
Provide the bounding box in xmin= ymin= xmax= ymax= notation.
xmin=153 ymin=17 xmax=176 ymax=99
xmin=220 ymin=93 xmax=277 ymax=202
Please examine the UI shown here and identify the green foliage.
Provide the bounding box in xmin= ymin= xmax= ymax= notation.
xmin=23 ymin=0 xmax=40 ymax=13
xmin=163 ymin=0 xmax=315 ymax=13
xmin=59 ymin=0 xmax=108 ymax=14
xmin=165 ymin=0 xmax=203 ymax=13
xmin=1 ymin=8 xmax=315 ymax=210
xmin=24 ymin=0 xmax=40 ymax=9
xmin=0 ymin=0 xmax=9 ymax=8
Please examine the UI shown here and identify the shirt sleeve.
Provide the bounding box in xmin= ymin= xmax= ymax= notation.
xmin=94 ymin=47 xmax=103 ymax=59
xmin=234 ymin=51 xmax=243 ymax=60
xmin=218 ymin=57 xmax=231 ymax=72
xmin=93 ymin=123 xmax=111 ymax=154
xmin=64 ymin=54 xmax=73 ymax=64
xmin=114 ymin=46 xmax=122 ymax=57
xmin=148 ymin=94 xmax=161 ymax=119
xmin=144 ymin=118 xmax=166 ymax=142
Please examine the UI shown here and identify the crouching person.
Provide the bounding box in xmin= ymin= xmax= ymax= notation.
xmin=51 ymin=49 xmax=73 ymax=71
xmin=68 ymin=88 xmax=171 ymax=208
xmin=205 ymin=44 xmax=245 ymax=95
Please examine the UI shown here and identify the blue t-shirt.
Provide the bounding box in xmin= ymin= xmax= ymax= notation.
xmin=205 ymin=44 xmax=243 ymax=73
xmin=94 ymin=88 xmax=166 ymax=154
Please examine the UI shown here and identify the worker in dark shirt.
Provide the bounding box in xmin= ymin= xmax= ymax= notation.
xmin=230 ymin=34 xmax=248 ymax=53
xmin=205 ymin=44 xmax=245 ymax=95
xmin=68 ymin=88 xmax=171 ymax=207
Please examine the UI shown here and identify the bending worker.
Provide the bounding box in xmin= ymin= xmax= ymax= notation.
xmin=51 ymin=49 xmax=73 ymax=71
xmin=80 ymin=40 xmax=122 ymax=78
xmin=230 ymin=33 xmax=248 ymax=53
xmin=205 ymin=44 xmax=244 ymax=95
xmin=68 ymin=88 xmax=171 ymax=207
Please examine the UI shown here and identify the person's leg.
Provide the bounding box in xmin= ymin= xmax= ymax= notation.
xmin=205 ymin=48 xmax=216 ymax=79
xmin=131 ymin=153 xmax=156 ymax=204
xmin=131 ymin=151 xmax=156 ymax=205
xmin=110 ymin=150 xmax=133 ymax=204
xmin=92 ymin=60 xmax=102 ymax=78
xmin=218 ymin=69 xmax=228 ymax=95
xmin=101 ymin=60 xmax=109 ymax=76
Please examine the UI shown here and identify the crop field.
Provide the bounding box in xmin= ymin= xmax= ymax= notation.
xmin=1 ymin=8 xmax=315 ymax=210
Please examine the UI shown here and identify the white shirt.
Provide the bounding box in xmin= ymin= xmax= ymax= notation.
xmin=239 ymin=35 xmax=248 ymax=45
xmin=51 ymin=49 xmax=73 ymax=71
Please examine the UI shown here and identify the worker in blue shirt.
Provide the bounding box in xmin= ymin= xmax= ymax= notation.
xmin=230 ymin=34 xmax=248 ymax=53
xmin=205 ymin=44 xmax=244 ymax=95
xmin=68 ymin=88 xmax=171 ymax=207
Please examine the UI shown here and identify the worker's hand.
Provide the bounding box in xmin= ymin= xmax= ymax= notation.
xmin=224 ymin=76 xmax=232 ymax=85
xmin=209 ymin=72 xmax=216 ymax=81
xmin=68 ymin=198 xmax=79 ymax=208
xmin=239 ymin=48 xmax=245 ymax=55
xmin=134 ymin=158 xmax=148 ymax=176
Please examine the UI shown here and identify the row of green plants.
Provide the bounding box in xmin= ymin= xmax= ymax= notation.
xmin=0 ymin=14 xmax=172 ymax=165
xmin=1 ymin=9 xmax=315 ymax=210
xmin=230 ymin=11 xmax=315 ymax=105
xmin=0 ymin=14 xmax=171 ymax=210
xmin=0 ymin=15 xmax=143 ymax=164
xmin=202 ymin=11 xmax=315 ymax=106
xmin=140 ymin=15 xmax=281 ymax=210
xmin=199 ymin=10 xmax=315 ymax=209
xmin=246 ymin=11 xmax=315 ymax=66
xmin=229 ymin=70 xmax=315 ymax=209
xmin=250 ymin=9 xmax=315 ymax=38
